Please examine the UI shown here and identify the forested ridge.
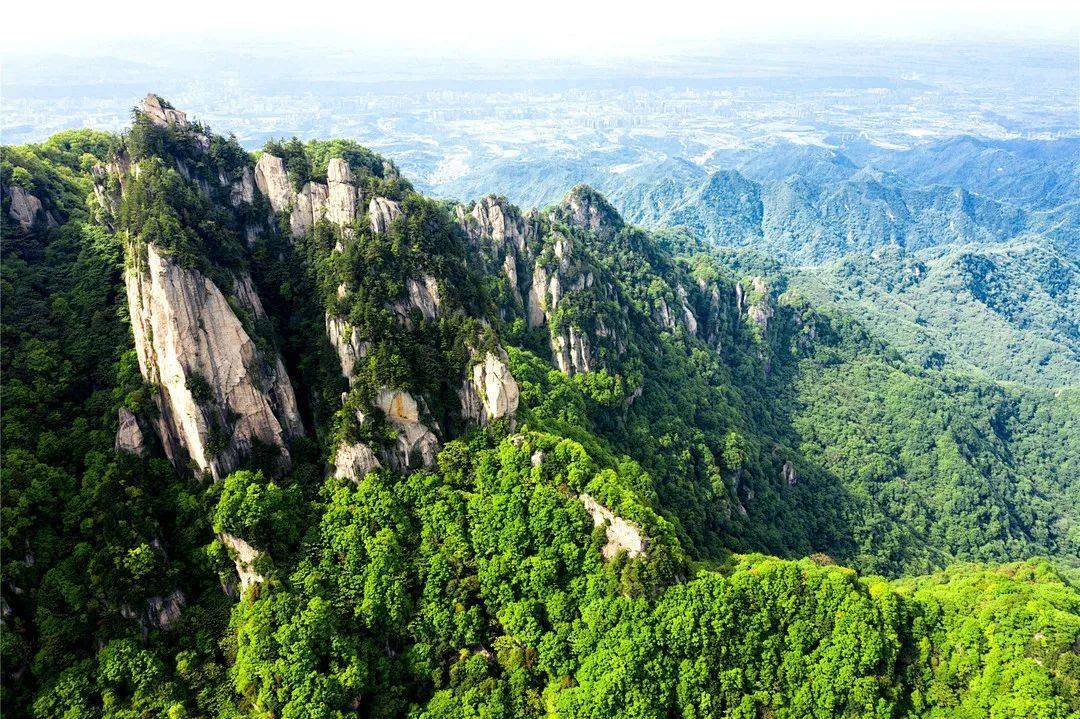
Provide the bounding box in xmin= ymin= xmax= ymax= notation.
xmin=2 ymin=97 xmax=1078 ymax=718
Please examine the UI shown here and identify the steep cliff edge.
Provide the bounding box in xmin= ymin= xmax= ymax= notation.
xmin=124 ymin=240 xmax=303 ymax=478
xmin=99 ymin=95 xmax=304 ymax=478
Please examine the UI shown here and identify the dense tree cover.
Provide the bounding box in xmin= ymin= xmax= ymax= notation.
xmin=794 ymin=242 xmax=1080 ymax=387
xmin=3 ymin=114 xmax=1079 ymax=718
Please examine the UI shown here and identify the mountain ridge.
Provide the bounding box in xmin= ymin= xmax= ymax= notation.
xmin=2 ymin=94 xmax=1078 ymax=719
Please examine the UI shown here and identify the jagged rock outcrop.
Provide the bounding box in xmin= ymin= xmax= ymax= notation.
xmin=254 ymin=154 xmax=360 ymax=237
xmin=326 ymin=314 xmax=369 ymax=379
xmin=254 ymin=154 xmax=293 ymax=214
xmin=782 ymin=461 xmax=798 ymax=486
xmin=527 ymin=262 xmax=551 ymax=328
xmin=229 ymin=166 xmax=256 ymax=207
xmin=5 ymin=186 xmax=54 ymax=231
xmin=740 ymin=276 xmax=775 ymax=334
xmin=696 ymin=278 xmax=732 ymax=351
xmin=553 ymin=328 xmax=593 ymax=375
xmin=115 ymin=407 xmax=146 ymax=455
xmin=374 ymin=388 xmax=439 ymax=471
xmin=393 ymin=275 xmax=440 ymax=323
xmin=326 ymin=158 xmax=358 ymax=229
xmin=291 ymin=181 xmax=329 ymax=236
xmin=125 ymin=241 xmax=304 ymax=479
xmin=460 ymin=348 xmax=520 ymax=424
xmin=654 ymin=286 xmax=698 ymax=335
xmin=555 ymin=184 xmax=624 ymax=236
xmin=456 ymin=195 xmax=536 ymax=304
xmin=526 ymin=230 xmax=614 ymax=375
xmin=139 ymin=94 xmax=210 ymax=152
xmin=219 ymin=533 xmax=264 ymax=591
xmin=333 ymin=441 xmax=380 ymax=482
xmin=369 ymin=196 xmax=402 ymax=234
xmin=580 ymin=494 xmax=647 ymax=559
xmin=141 ymin=93 xmax=190 ymax=129
xmin=146 ymin=590 xmax=185 ymax=630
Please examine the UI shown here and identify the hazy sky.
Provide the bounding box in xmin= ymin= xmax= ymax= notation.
xmin=5 ymin=0 xmax=1079 ymax=58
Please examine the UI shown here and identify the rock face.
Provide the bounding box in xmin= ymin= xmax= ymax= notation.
xmin=580 ymin=494 xmax=647 ymax=559
xmin=334 ymin=441 xmax=380 ymax=482
xmin=219 ymin=533 xmax=265 ymax=591
xmin=369 ymin=196 xmax=402 ymax=234
xmin=326 ymin=159 xmax=357 ymax=229
xmin=456 ymin=195 xmax=536 ymax=305
xmin=394 ymin=275 xmax=440 ymax=323
xmin=325 ymin=314 xmax=369 ymax=380
xmin=254 ymin=154 xmax=293 ymax=214
xmin=254 ymin=154 xmax=361 ymax=238
xmin=6 ymin=186 xmax=46 ymax=231
xmin=290 ymin=182 xmax=329 ymax=237
xmin=553 ymin=328 xmax=593 ymax=375
xmin=230 ymin=166 xmax=256 ymax=207
xmin=527 ymin=232 xmax=609 ymax=376
xmin=141 ymin=94 xmax=190 ymax=128
xmin=115 ymin=407 xmax=146 ymax=455
xmin=460 ymin=349 xmax=520 ymax=424
xmin=146 ymin=590 xmax=185 ymax=630
xmin=782 ymin=461 xmax=798 ymax=486
xmin=125 ymin=241 xmax=304 ymax=479
xmin=375 ymin=388 xmax=439 ymax=471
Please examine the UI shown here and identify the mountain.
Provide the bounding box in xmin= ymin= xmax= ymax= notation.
xmin=872 ymin=136 xmax=1080 ymax=211
xmin=794 ymin=241 xmax=1080 ymax=387
xmin=2 ymin=96 xmax=1079 ymax=718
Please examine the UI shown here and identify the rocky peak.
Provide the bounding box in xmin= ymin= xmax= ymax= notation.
xmin=140 ymin=94 xmax=190 ymax=129
xmin=553 ymin=184 xmax=624 ymax=236
xmin=254 ymin=154 xmax=362 ymax=238
xmin=254 ymin=154 xmax=293 ymax=214
xmin=459 ymin=195 xmax=533 ymax=255
xmin=457 ymin=195 xmax=538 ymax=307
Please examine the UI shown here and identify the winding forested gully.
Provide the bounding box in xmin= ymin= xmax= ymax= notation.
xmin=2 ymin=85 xmax=1078 ymax=718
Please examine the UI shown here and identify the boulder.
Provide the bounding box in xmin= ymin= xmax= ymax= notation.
xmin=115 ymin=407 xmax=146 ymax=455
xmin=7 ymin=186 xmax=44 ymax=231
